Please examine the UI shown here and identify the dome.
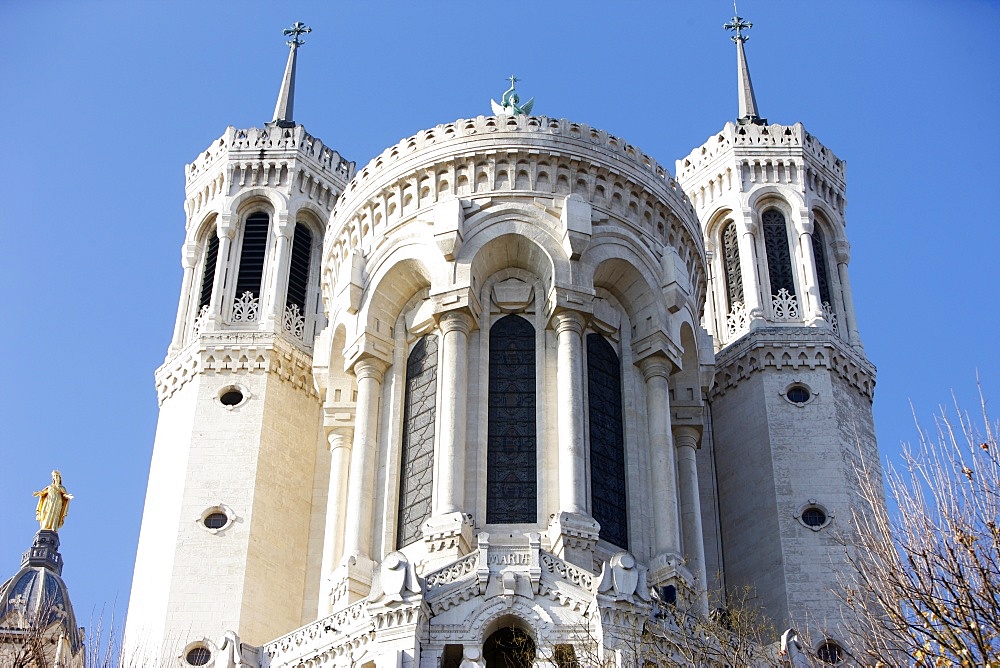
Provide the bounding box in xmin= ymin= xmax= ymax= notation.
xmin=0 ymin=532 xmax=82 ymax=654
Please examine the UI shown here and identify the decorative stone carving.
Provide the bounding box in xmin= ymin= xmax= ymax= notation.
xmin=771 ymin=288 xmax=799 ymax=321
xmin=371 ymin=552 xmax=421 ymax=604
xmin=231 ymin=291 xmax=260 ymax=322
xmin=726 ymin=301 xmax=750 ymax=338
xmin=597 ymin=552 xmax=651 ymax=603
xmin=282 ymin=303 xmax=305 ymax=339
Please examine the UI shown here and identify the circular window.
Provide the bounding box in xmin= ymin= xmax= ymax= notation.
xmin=186 ymin=646 xmax=211 ymax=666
xmin=203 ymin=512 xmax=228 ymax=529
xmin=797 ymin=501 xmax=833 ymax=531
xmin=817 ymin=640 xmax=844 ymax=664
xmin=786 ymin=385 xmax=811 ymax=404
xmin=198 ymin=505 xmax=235 ymax=534
xmin=219 ymin=389 xmax=244 ymax=406
xmin=801 ymin=507 xmax=827 ymax=527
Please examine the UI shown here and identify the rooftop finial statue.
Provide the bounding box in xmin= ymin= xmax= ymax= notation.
xmin=34 ymin=470 xmax=73 ymax=531
xmin=491 ymin=75 xmax=534 ymax=116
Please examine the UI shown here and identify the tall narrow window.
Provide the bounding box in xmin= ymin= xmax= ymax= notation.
xmin=198 ymin=232 xmax=219 ymax=309
xmin=487 ymin=315 xmax=536 ymax=523
xmin=286 ymin=223 xmax=313 ymax=311
xmin=811 ymin=225 xmax=832 ymax=307
xmin=234 ymin=212 xmax=270 ymax=299
xmin=762 ymin=209 xmax=798 ymax=319
xmin=721 ymin=220 xmax=744 ymax=311
xmin=397 ymin=335 xmax=438 ymax=548
xmin=587 ymin=334 xmax=628 ymax=549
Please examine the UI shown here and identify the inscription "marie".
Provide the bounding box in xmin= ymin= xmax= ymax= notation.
xmin=487 ymin=552 xmax=531 ymax=566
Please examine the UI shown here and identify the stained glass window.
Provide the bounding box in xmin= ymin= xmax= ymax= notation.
xmin=286 ymin=223 xmax=313 ymax=310
xmin=721 ymin=220 xmax=744 ymax=310
xmin=235 ymin=212 xmax=270 ymax=299
xmin=811 ymin=224 xmax=832 ymax=307
xmin=198 ymin=231 xmax=218 ymax=308
xmin=762 ymin=209 xmax=796 ymax=297
xmin=487 ymin=315 xmax=537 ymax=524
xmin=396 ymin=334 xmax=438 ymax=548
xmin=587 ymin=334 xmax=628 ymax=549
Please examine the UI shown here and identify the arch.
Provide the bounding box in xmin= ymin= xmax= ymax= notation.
xmin=225 ymin=187 xmax=288 ymax=219
xmin=745 ymin=185 xmax=804 ymax=214
xmin=396 ymin=333 xmax=438 ymax=548
xmin=463 ymin=229 xmax=561 ymax=299
xmin=358 ymin=251 xmax=437 ymax=341
xmin=487 ymin=314 xmax=537 ymax=524
xmin=483 ymin=626 xmax=535 ymax=667
xmin=587 ymin=333 xmax=628 ymax=549
xmin=588 ymin=251 xmax=662 ymax=334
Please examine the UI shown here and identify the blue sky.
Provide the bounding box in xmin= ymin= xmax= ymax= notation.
xmin=1 ymin=0 xmax=997 ymax=637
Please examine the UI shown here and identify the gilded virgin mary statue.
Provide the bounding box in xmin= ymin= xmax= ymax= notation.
xmin=34 ymin=470 xmax=73 ymax=531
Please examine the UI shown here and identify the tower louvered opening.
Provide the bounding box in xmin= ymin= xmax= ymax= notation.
xmin=721 ymin=220 xmax=744 ymax=310
xmin=812 ymin=225 xmax=832 ymax=306
xmin=762 ymin=209 xmax=796 ymax=297
xmin=234 ymin=212 xmax=270 ymax=298
xmin=198 ymin=233 xmax=219 ymax=308
xmin=286 ymin=223 xmax=313 ymax=310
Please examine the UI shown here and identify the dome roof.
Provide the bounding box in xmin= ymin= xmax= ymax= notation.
xmin=0 ymin=531 xmax=82 ymax=653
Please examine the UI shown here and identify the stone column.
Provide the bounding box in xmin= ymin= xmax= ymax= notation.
xmin=336 ymin=357 xmax=386 ymax=606
xmin=208 ymin=215 xmax=235 ymax=325
xmin=834 ymin=241 xmax=863 ymax=350
xmin=554 ymin=311 xmax=587 ymax=515
xmin=264 ymin=213 xmax=294 ymax=329
xmin=319 ymin=426 xmax=353 ymax=615
xmin=736 ymin=214 xmax=764 ymax=321
xmin=674 ymin=425 xmax=708 ymax=614
xmin=638 ymin=356 xmax=682 ymax=581
xmin=548 ymin=311 xmax=599 ymax=569
xmin=435 ymin=310 xmax=474 ymax=515
xmin=169 ymin=242 xmax=199 ymax=351
xmin=424 ymin=310 xmax=475 ymax=569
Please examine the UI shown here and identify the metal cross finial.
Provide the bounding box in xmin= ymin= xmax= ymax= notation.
xmin=724 ymin=10 xmax=752 ymax=44
xmin=283 ymin=21 xmax=311 ymax=48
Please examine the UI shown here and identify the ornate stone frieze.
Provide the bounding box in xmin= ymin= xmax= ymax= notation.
xmin=712 ymin=327 xmax=876 ymax=400
xmin=154 ymin=331 xmax=317 ymax=403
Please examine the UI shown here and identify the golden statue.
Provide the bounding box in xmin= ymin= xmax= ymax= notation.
xmin=33 ymin=470 xmax=73 ymax=531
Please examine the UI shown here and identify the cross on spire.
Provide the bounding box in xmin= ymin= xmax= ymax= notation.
xmin=507 ymin=75 xmax=519 ymax=88
xmin=284 ymin=21 xmax=311 ymax=48
xmin=272 ymin=21 xmax=311 ymax=127
xmin=724 ymin=6 xmax=765 ymax=125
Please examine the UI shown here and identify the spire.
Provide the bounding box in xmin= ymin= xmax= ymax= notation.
xmin=724 ymin=7 xmax=766 ymax=126
xmin=271 ymin=21 xmax=311 ymax=128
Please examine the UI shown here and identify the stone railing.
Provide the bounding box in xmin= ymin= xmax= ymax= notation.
xmin=424 ymin=551 xmax=479 ymax=592
xmin=771 ymin=289 xmax=799 ymax=321
xmin=261 ymin=599 xmax=370 ymax=666
xmin=539 ymin=551 xmax=596 ymax=592
xmin=677 ymin=122 xmax=805 ymax=179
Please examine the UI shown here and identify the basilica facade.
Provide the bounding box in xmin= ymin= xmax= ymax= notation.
xmin=124 ymin=18 xmax=881 ymax=667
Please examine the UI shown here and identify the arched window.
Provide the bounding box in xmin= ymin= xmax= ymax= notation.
xmin=197 ymin=231 xmax=219 ymax=309
xmin=234 ymin=212 xmax=270 ymax=301
xmin=396 ymin=334 xmax=438 ymax=548
xmin=587 ymin=334 xmax=628 ymax=549
xmin=487 ymin=315 xmax=536 ymax=524
xmin=762 ymin=209 xmax=797 ymax=319
xmin=721 ymin=220 xmax=744 ymax=311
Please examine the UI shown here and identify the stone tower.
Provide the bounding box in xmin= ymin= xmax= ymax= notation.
xmin=124 ymin=26 xmax=354 ymax=657
xmin=675 ymin=12 xmax=879 ymax=654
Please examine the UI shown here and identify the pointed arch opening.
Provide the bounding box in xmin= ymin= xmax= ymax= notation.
xmin=761 ymin=209 xmax=798 ymax=319
xmin=487 ymin=314 xmax=537 ymax=524
xmin=721 ymin=219 xmax=744 ymax=312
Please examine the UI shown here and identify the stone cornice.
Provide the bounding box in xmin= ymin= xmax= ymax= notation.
xmin=154 ymin=331 xmax=317 ymax=404
xmin=711 ymin=327 xmax=876 ymax=401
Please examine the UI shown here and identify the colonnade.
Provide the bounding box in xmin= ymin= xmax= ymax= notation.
xmin=318 ymin=302 xmax=708 ymax=612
